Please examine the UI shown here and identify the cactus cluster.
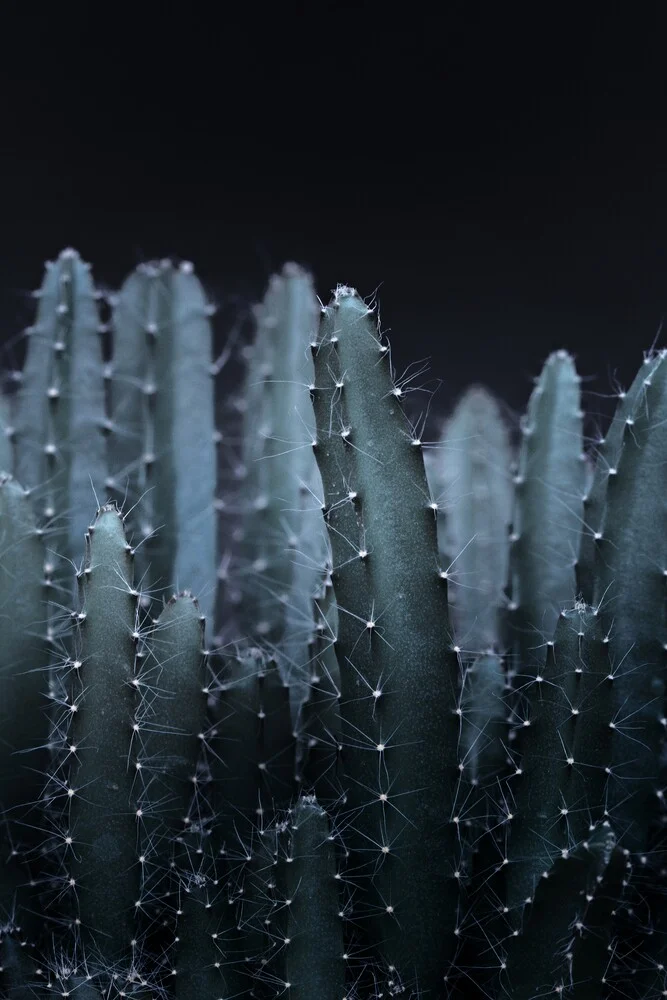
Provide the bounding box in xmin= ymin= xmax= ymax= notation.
xmin=0 ymin=248 xmax=665 ymax=1000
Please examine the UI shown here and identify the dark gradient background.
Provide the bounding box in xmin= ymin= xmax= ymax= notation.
xmin=2 ymin=3 xmax=666 ymax=430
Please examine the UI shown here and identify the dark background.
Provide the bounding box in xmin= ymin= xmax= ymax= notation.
xmin=2 ymin=3 xmax=666 ymax=431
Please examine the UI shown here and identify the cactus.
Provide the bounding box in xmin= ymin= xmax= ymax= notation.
xmin=108 ymin=259 xmax=218 ymax=625
xmin=424 ymin=385 xmax=514 ymax=655
xmin=0 ymin=250 xmax=665 ymax=1000
xmin=230 ymin=264 xmax=331 ymax=713
xmin=11 ymin=249 xmax=107 ymax=572
xmin=310 ymin=287 xmax=463 ymax=995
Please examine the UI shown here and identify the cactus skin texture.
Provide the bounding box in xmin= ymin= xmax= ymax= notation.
xmin=0 ymin=253 xmax=666 ymax=1000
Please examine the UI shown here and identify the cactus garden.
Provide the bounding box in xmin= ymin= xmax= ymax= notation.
xmin=0 ymin=247 xmax=666 ymax=999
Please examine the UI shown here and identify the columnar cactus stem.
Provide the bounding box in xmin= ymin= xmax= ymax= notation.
xmin=577 ymin=349 xmax=664 ymax=602
xmin=272 ymin=795 xmax=345 ymax=1000
xmin=510 ymin=350 xmax=585 ymax=672
xmin=61 ymin=503 xmax=141 ymax=962
xmin=311 ymin=287 xmax=463 ymax=995
xmin=2 ymin=252 xmax=667 ymax=1000
xmin=110 ymin=260 xmax=218 ymax=624
xmin=425 ymin=385 xmax=514 ymax=654
xmin=13 ymin=249 xmax=107 ymax=568
xmin=593 ymin=349 xmax=667 ymax=853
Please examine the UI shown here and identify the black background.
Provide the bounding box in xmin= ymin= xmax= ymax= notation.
xmin=2 ymin=2 xmax=666 ymax=429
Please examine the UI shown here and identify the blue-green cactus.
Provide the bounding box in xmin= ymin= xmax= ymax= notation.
xmin=109 ymin=259 xmax=218 ymax=625
xmin=1 ymin=252 xmax=666 ymax=1000
xmin=424 ymin=384 xmax=514 ymax=655
xmin=61 ymin=503 xmax=143 ymax=960
xmin=12 ymin=248 xmax=107 ymax=569
xmin=233 ymin=264 xmax=331 ymax=712
xmin=509 ymin=349 xmax=586 ymax=673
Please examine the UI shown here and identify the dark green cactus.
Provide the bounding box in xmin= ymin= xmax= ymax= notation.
xmin=310 ymin=287 xmax=463 ymax=996
xmin=269 ymin=795 xmax=345 ymax=999
xmin=0 ymin=251 xmax=665 ymax=1000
